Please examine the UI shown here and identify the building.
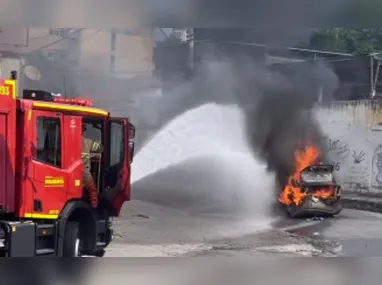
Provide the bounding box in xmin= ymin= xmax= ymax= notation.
xmin=78 ymin=28 xmax=154 ymax=75
xmin=0 ymin=27 xmax=155 ymax=105
xmin=0 ymin=28 xmax=154 ymax=75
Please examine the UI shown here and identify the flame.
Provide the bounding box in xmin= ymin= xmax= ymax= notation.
xmin=278 ymin=145 xmax=320 ymax=206
xmin=312 ymin=187 xmax=335 ymax=199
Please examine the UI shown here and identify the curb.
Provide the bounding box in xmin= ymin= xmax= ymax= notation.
xmin=341 ymin=197 xmax=382 ymax=214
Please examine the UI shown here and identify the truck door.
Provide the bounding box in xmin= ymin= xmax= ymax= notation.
xmin=28 ymin=110 xmax=66 ymax=219
xmin=104 ymin=118 xmax=132 ymax=216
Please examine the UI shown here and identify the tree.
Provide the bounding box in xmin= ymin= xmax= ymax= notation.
xmin=309 ymin=28 xmax=382 ymax=55
xmin=307 ymin=0 xmax=382 ymax=55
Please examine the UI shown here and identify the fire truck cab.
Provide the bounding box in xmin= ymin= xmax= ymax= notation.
xmin=0 ymin=77 xmax=135 ymax=257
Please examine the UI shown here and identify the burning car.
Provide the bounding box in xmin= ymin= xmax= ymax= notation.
xmin=278 ymin=146 xmax=342 ymax=218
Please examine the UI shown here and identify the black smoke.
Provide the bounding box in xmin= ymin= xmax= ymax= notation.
xmin=192 ymin=51 xmax=338 ymax=212
xmin=152 ymin=40 xmax=338 ymax=216
xmin=242 ymin=60 xmax=337 ymax=201
xmin=147 ymin=0 xmax=348 ymax=28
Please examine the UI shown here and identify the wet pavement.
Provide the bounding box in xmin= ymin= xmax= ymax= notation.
xmin=275 ymin=209 xmax=382 ymax=256
xmin=107 ymin=201 xmax=382 ymax=257
xmin=107 ymin=200 xmax=315 ymax=257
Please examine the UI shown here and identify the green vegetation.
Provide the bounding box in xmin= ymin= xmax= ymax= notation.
xmin=309 ymin=28 xmax=382 ymax=55
xmin=307 ymin=0 xmax=382 ymax=55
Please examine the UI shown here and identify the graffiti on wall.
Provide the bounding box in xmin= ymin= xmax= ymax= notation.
xmin=325 ymin=138 xmax=350 ymax=160
xmin=324 ymin=137 xmax=351 ymax=172
xmin=324 ymin=135 xmax=373 ymax=193
xmin=327 ymin=161 xmax=341 ymax=171
xmin=352 ymin=150 xmax=366 ymax=164
xmin=372 ymin=144 xmax=382 ymax=189
xmin=327 ymin=139 xmax=349 ymax=157
xmin=343 ymin=148 xmax=370 ymax=193
xmin=316 ymin=101 xmax=382 ymax=195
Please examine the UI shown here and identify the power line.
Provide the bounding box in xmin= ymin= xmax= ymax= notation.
xmin=28 ymin=29 xmax=85 ymax=53
xmin=191 ymin=39 xmax=355 ymax=57
xmin=28 ymin=29 xmax=103 ymax=54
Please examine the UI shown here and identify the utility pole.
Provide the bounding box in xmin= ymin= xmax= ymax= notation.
xmin=370 ymin=52 xmax=382 ymax=98
xmin=370 ymin=54 xmax=374 ymax=98
xmin=187 ymin=28 xmax=194 ymax=72
xmin=110 ymin=29 xmax=116 ymax=73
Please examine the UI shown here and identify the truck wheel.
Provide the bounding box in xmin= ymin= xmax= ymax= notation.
xmin=63 ymin=222 xmax=81 ymax=257
xmin=93 ymin=249 xmax=106 ymax=257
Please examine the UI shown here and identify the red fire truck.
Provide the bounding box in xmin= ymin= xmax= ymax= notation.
xmin=0 ymin=77 xmax=135 ymax=257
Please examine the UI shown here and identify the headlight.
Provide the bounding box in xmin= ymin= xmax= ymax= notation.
xmin=300 ymin=171 xmax=333 ymax=183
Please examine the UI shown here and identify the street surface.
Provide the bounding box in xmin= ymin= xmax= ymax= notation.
xmin=80 ymin=203 xmax=382 ymax=284
xmin=281 ymin=208 xmax=382 ymax=256
xmin=86 ymin=257 xmax=366 ymax=285
xmin=103 ymin=200 xmax=382 ymax=257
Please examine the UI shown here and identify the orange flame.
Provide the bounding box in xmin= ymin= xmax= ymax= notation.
xmin=278 ymin=145 xmax=320 ymax=206
xmin=312 ymin=187 xmax=335 ymax=199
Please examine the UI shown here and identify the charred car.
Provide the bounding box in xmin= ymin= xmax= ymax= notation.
xmin=283 ymin=164 xmax=342 ymax=218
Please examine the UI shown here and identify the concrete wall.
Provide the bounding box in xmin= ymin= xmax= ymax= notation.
xmin=79 ymin=29 xmax=154 ymax=74
xmin=315 ymin=100 xmax=382 ymax=196
xmin=0 ymin=28 xmax=77 ymax=54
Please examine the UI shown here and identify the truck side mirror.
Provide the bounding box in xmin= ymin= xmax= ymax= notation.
xmin=129 ymin=141 xmax=135 ymax=163
xmin=128 ymin=123 xmax=135 ymax=139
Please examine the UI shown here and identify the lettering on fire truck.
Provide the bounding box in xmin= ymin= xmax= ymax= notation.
xmin=0 ymin=85 xmax=10 ymax=96
xmin=44 ymin=176 xmax=65 ymax=187
xmin=0 ymin=79 xmax=15 ymax=98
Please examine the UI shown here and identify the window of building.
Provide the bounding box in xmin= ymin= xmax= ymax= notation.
xmin=49 ymin=28 xmax=71 ymax=37
xmin=35 ymin=117 xmax=62 ymax=168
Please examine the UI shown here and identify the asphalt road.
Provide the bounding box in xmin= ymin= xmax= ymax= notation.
xmin=281 ymin=209 xmax=382 ymax=257
xmin=86 ymin=258 xmax=367 ymax=285
xmin=105 ymin=200 xmax=312 ymax=257
xmin=77 ymin=205 xmax=382 ymax=285
xmin=104 ymin=202 xmax=382 ymax=257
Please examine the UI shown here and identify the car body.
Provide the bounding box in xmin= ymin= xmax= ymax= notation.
xmin=285 ymin=164 xmax=342 ymax=218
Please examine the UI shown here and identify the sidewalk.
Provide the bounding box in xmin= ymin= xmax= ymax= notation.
xmin=342 ymin=193 xmax=382 ymax=213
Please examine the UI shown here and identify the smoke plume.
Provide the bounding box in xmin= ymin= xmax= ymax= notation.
xmin=203 ymin=51 xmax=338 ymax=199
xmin=149 ymin=40 xmax=339 ymax=215
xmin=240 ymin=59 xmax=338 ymax=212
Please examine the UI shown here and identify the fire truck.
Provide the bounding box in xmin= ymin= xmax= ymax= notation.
xmin=0 ymin=76 xmax=135 ymax=257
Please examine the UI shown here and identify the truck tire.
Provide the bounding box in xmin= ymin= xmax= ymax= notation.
xmin=93 ymin=249 xmax=106 ymax=257
xmin=63 ymin=222 xmax=80 ymax=257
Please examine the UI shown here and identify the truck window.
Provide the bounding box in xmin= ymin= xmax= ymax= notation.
xmin=110 ymin=122 xmax=124 ymax=167
xmin=35 ymin=117 xmax=62 ymax=168
xmin=83 ymin=122 xmax=102 ymax=142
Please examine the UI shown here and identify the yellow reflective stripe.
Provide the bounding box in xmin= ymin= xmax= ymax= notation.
xmin=24 ymin=213 xmax=58 ymax=219
xmin=33 ymin=102 xmax=108 ymax=116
